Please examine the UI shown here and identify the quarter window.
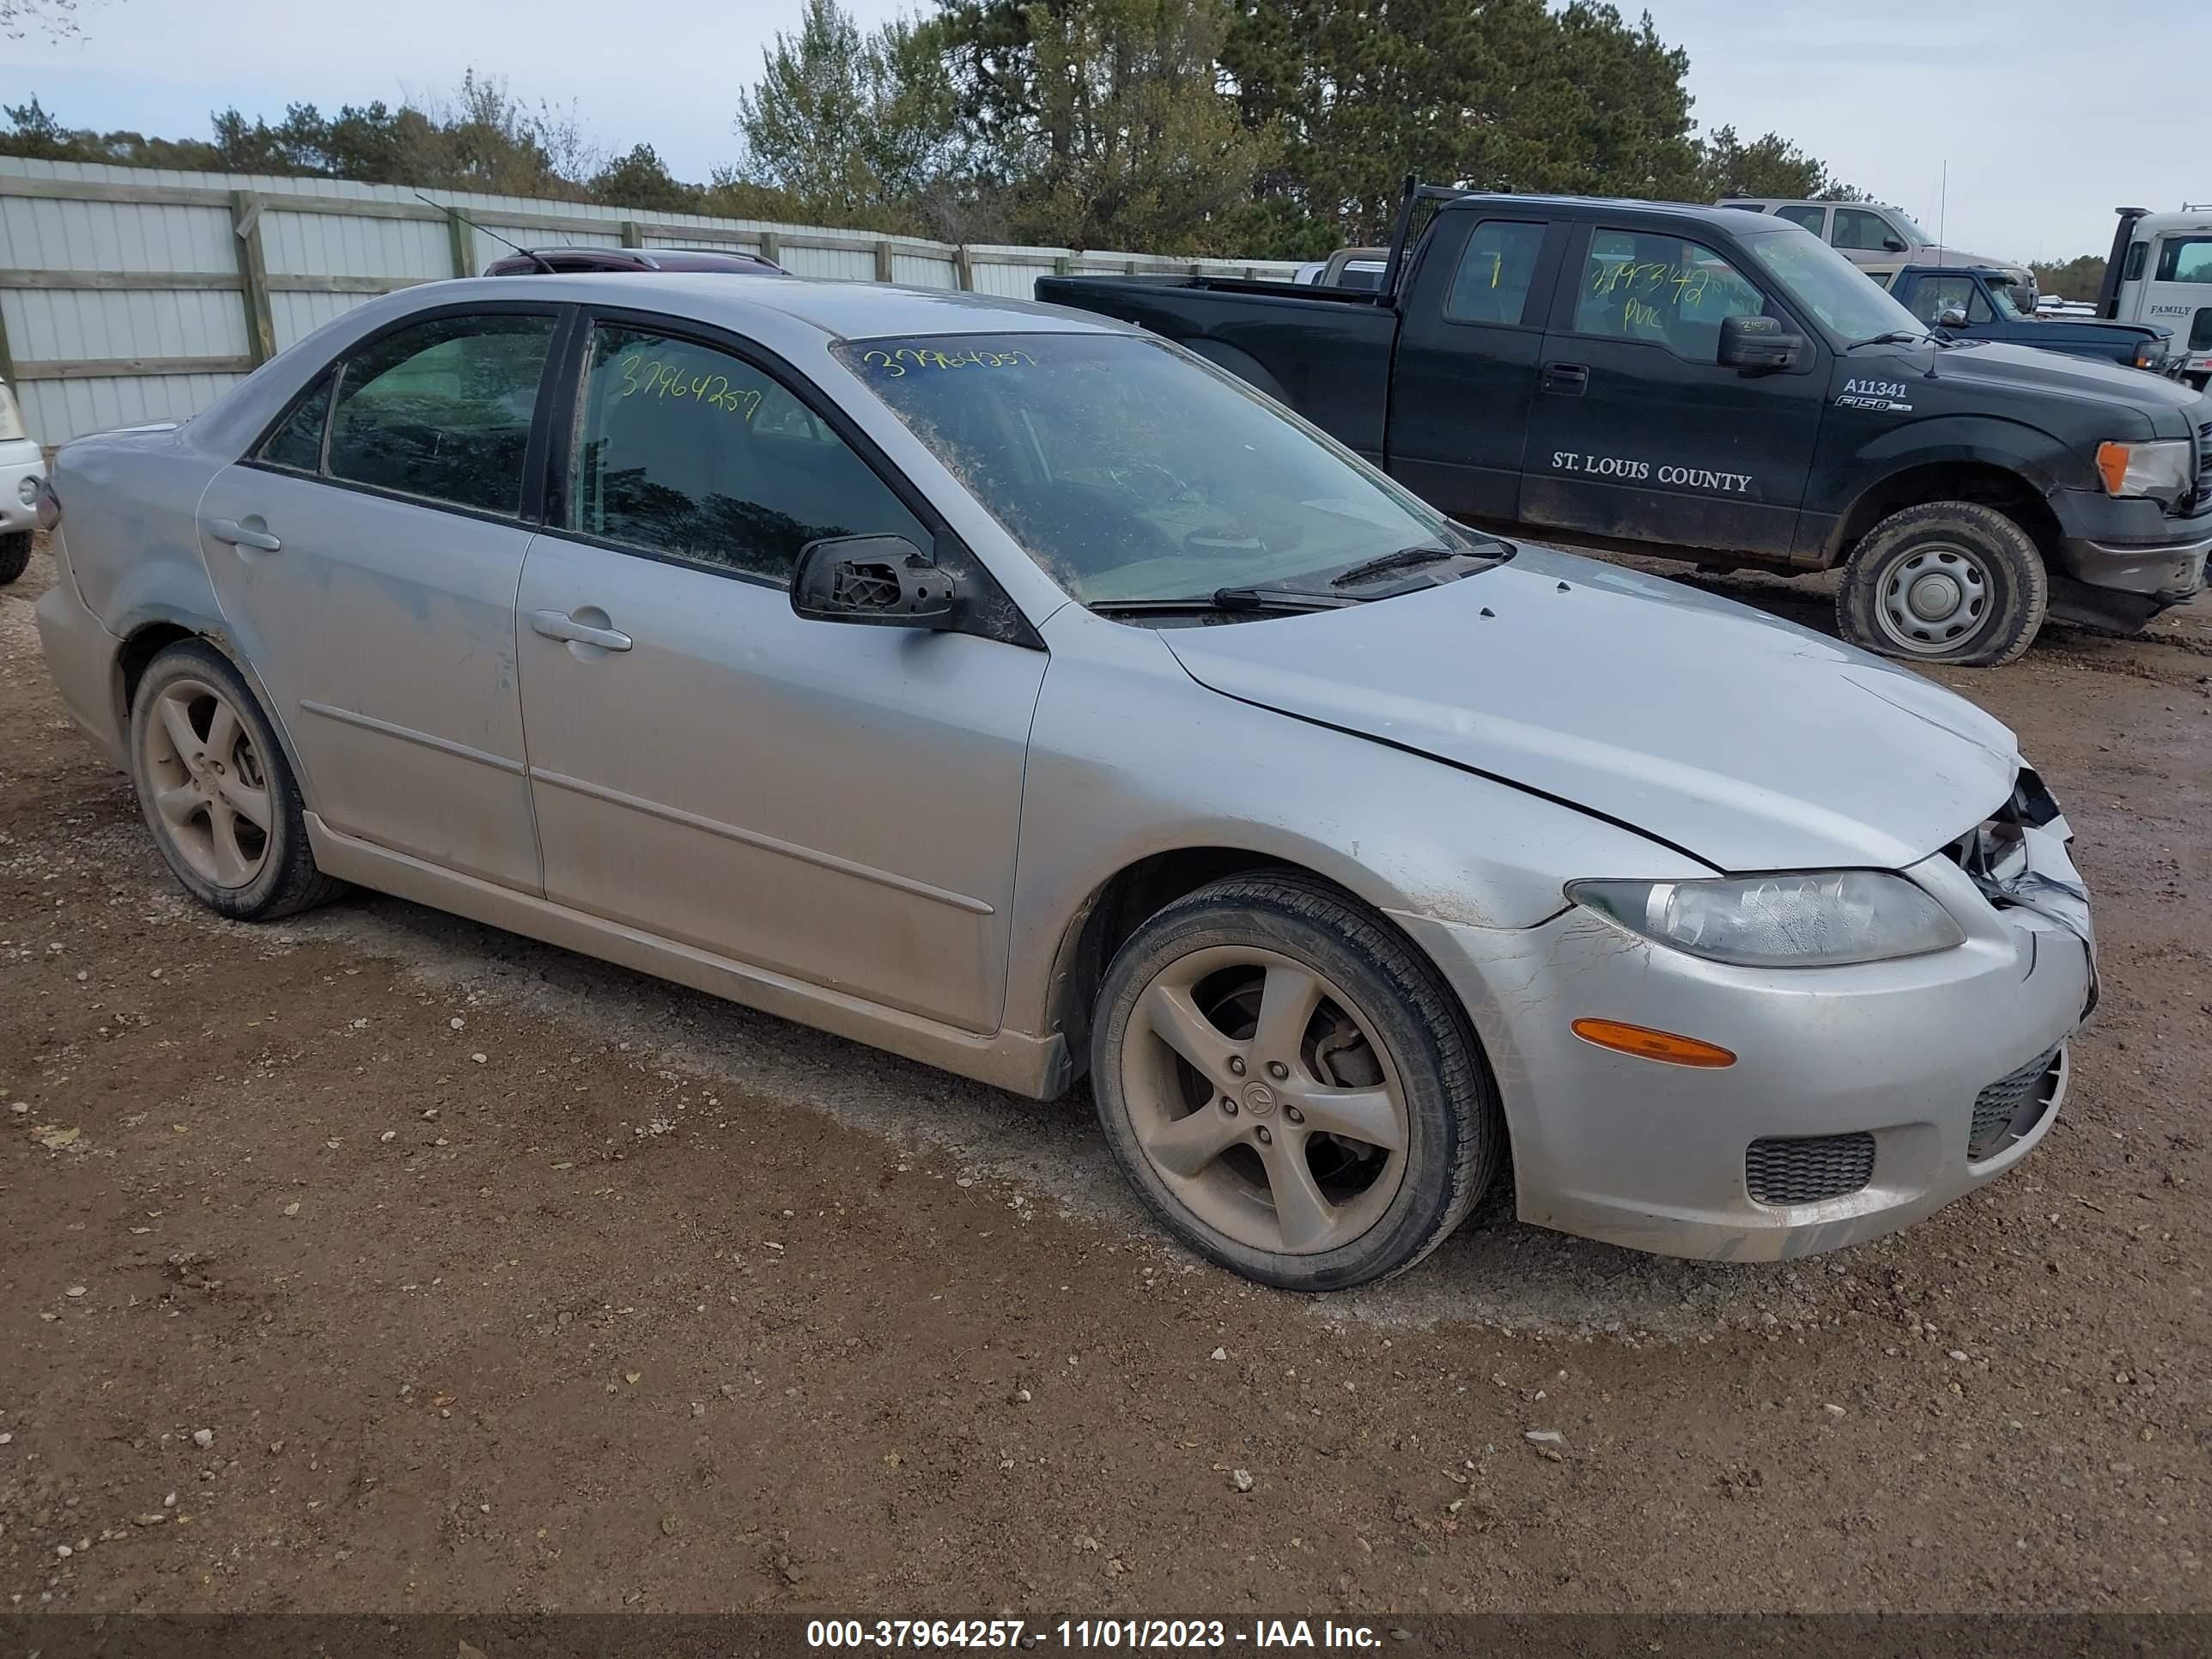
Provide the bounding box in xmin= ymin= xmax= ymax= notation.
xmin=1775 ymin=205 xmax=1827 ymax=234
xmin=258 ymin=373 xmax=332 ymax=472
xmin=1831 ymin=209 xmax=1900 ymax=252
xmin=2122 ymin=242 xmax=2148 ymax=282
xmin=325 ymin=313 xmax=555 ymax=515
xmin=1574 ymin=232 xmax=1771 ymax=363
xmin=568 ymin=324 xmax=927 ymax=583
xmin=1443 ymin=221 xmax=1547 ymax=325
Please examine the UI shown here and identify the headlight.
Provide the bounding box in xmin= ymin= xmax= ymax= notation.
xmin=1566 ymin=871 xmax=1966 ymax=968
xmin=2094 ymin=438 xmax=2193 ymax=507
xmin=0 ymin=385 xmax=24 ymax=444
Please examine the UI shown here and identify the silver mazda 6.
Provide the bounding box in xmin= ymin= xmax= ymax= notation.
xmin=34 ymin=275 xmax=2096 ymax=1288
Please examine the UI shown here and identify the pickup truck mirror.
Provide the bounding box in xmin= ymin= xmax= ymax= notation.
xmin=1717 ymin=313 xmax=1805 ymax=372
xmin=1936 ymin=307 xmax=1969 ymax=330
xmin=1882 ymin=236 xmax=1907 ymax=253
xmin=791 ymin=535 xmax=962 ymax=629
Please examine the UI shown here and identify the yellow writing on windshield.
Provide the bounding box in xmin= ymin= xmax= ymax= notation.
xmin=616 ymin=355 xmax=761 ymax=420
xmin=860 ymin=346 xmax=1039 ymax=378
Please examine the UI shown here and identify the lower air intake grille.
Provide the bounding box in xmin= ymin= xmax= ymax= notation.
xmin=1970 ymin=1046 xmax=2063 ymax=1161
xmin=1745 ymin=1132 xmax=1876 ymax=1206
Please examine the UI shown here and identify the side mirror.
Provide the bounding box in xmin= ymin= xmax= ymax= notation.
xmin=1882 ymin=236 xmax=1907 ymax=253
xmin=1936 ymin=307 xmax=1968 ymax=330
xmin=1717 ymin=313 xmax=1805 ymax=371
xmin=791 ymin=535 xmax=961 ymax=629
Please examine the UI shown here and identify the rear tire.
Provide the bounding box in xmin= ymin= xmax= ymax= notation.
xmin=128 ymin=640 xmax=344 ymax=921
xmin=1837 ymin=501 xmax=2047 ymax=667
xmin=1090 ymin=872 xmax=1504 ymax=1290
xmin=0 ymin=530 xmax=29 ymax=586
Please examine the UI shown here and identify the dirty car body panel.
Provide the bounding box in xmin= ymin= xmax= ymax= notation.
xmin=35 ymin=272 xmax=2097 ymax=1267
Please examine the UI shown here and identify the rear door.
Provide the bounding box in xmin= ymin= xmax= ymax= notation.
xmin=1386 ymin=211 xmax=1563 ymax=520
xmin=195 ymin=303 xmax=560 ymax=890
xmin=514 ymin=313 xmax=1046 ymax=1034
xmin=1520 ymin=222 xmax=1826 ymax=556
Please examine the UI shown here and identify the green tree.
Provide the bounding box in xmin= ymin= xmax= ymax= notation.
xmin=1698 ymin=125 xmax=1863 ymax=203
xmin=732 ymin=0 xmax=972 ymax=235
xmin=1003 ymin=0 xmax=1280 ymax=252
xmin=2031 ymin=253 xmax=2106 ymax=304
xmin=590 ymin=143 xmax=705 ymax=211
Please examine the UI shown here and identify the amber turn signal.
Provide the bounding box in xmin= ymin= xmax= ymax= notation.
xmin=1570 ymin=1018 xmax=1736 ymax=1068
xmin=2094 ymin=441 xmax=2130 ymax=495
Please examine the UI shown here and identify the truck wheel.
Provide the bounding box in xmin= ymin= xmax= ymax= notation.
xmin=1837 ymin=501 xmax=2048 ymax=667
xmin=1090 ymin=872 xmax=1504 ymax=1291
xmin=0 ymin=530 xmax=29 ymax=586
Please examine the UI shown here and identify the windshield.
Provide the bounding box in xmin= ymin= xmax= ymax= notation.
xmin=837 ymin=332 xmax=1462 ymax=605
xmin=1741 ymin=226 xmax=1926 ymax=343
xmin=1888 ymin=207 xmax=1933 ymax=242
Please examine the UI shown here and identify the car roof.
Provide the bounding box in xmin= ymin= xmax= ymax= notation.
xmin=483 ymin=246 xmax=783 ymax=275
xmin=1442 ymin=195 xmax=1784 ymax=233
xmin=422 ymin=270 xmax=1133 ymax=342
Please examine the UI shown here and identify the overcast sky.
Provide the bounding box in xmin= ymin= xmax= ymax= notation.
xmin=8 ymin=0 xmax=2206 ymax=261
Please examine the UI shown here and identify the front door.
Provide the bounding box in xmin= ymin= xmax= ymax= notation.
xmin=195 ymin=307 xmax=560 ymax=890
xmin=516 ymin=315 xmax=1047 ymax=1034
xmin=1521 ymin=224 xmax=1826 ymax=557
xmin=1386 ymin=213 xmax=1559 ymax=522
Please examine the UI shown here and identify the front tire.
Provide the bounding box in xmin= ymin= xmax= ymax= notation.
xmin=0 ymin=530 xmax=29 ymax=586
xmin=128 ymin=640 xmax=343 ymax=921
xmin=1090 ymin=872 xmax=1504 ymax=1290
xmin=1836 ymin=501 xmax=2049 ymax=667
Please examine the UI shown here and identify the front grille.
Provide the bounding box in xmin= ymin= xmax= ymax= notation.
xmin=1969 ymin=1045 xmax=2063 ymax=1160
xmin=1746 ymin=1133 xmax=1876 ymax=1206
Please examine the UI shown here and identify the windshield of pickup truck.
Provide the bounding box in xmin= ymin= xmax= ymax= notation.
xmin=1742 ymin=226 xmax=1927 ymax=343
xmin=838 ymin=331 xmax=1467 ymax=605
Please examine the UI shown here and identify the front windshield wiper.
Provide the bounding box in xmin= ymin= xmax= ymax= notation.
xmin=1845 ymin=330 xmax=1932 ymax=350
xmin=1329 ymin=544 xmax=1460 ymax=588
xmin=1087 ymin=590 xmax=1353 ymax=618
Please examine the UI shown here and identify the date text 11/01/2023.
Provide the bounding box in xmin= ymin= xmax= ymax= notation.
xmin=1549 ymin=451 xmax=1756 ymax=494
xmin=805 ymin=1618 xmax=1392 ymax=1650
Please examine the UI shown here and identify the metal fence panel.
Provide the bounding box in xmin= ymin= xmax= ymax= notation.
xmin=0 ymin=156 xmax=1301 ymax=445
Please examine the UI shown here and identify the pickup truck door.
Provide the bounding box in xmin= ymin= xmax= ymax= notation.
xmin=1521 ymin=223 xmax=1826 ymax=558
xmin=1385 ymin=213 xmax=1565 ymax=520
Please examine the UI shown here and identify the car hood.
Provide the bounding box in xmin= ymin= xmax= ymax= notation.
xmin=1161 ymin=545 xmax=2021 ymax=873
xmin=1912 ymin=339 xmax=2206 ymax=424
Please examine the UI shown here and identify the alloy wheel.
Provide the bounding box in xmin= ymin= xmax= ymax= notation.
xmin=1118 ymin=945 xmax=1411 ymax=1255
xmin=139 ymin=677 xmax=273 ymax=889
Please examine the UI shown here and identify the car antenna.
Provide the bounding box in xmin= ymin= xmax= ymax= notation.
xmin=414 ymin=192 xmax=556 ymax=275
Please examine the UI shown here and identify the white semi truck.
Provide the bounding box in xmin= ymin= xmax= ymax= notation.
xmin=2100 ymin=204 xmax=2212 ymax=389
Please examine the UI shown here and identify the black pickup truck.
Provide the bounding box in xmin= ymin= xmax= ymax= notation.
xmin=1881 ymin=263 xmax=2174 ymax=373
xmin=1038 ymin=185 xmax=2212 ymax=665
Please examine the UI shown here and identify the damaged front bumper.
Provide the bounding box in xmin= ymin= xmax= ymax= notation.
xmin=1392 ymin=791 xmax=2096 ymax=1262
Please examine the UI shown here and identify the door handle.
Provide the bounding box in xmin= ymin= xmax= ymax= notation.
xmin=205 ymin=516 xmax=282 ymax=552
xmin=530 ymin=609 xmax=632 ymax=652
xmin=1540 ymin=362 xmax=1589 ymax=395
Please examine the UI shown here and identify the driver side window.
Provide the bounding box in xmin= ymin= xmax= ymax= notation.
xmin=1573 ymin=232 xmax=1771 ymax=364
xmin=568 ymin=323 xmax=927 ymax=584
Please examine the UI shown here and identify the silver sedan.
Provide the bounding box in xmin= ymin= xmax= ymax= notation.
xmin=34 ymin=275 xmax=2096 ymax=1288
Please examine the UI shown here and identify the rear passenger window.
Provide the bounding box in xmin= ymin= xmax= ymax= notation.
xmin=325 ymin=313 xmax=555 ymax=516
xmin=258 ymin=374 xmax=331 ymax=472
xmin=1775 ymin=205 xmax=1826 ymax=234
xmin=568 ymin=324 xmax=927 ymax=583
xmin=1443 ymin=221 xmax=1546 ymax=325
xmin=1574 ymin=232 xmax=1771 ymax=362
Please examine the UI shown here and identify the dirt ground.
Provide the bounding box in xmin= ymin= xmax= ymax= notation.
xmin=3 ymin=536 xmax=2207 ymax=1618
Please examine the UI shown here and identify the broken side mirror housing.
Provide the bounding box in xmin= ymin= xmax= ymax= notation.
xmin=791 ymin=534 xmax=962 ymax=628
xmin=1936 ymin=307 xmax=1969 ymax=330
xmin=1717 ymin=313 xmax=1805 ymax=372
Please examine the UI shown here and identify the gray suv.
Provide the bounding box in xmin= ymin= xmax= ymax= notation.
xmin=1717 ymin=198 xmax=2037 ymax=308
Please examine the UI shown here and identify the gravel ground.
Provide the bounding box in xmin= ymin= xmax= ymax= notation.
xmin=2 ymin=539 xmax=2207 ymax=1614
